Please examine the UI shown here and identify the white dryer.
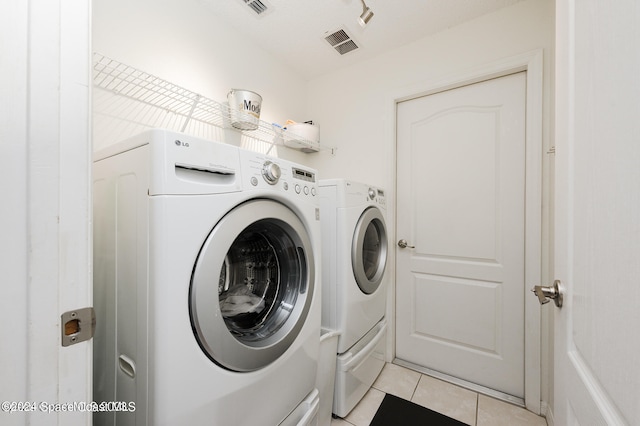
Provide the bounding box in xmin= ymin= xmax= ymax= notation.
xmin=318 ymin=179 xmax=389 ymax=417
xmin=93 ymin=129 xmax=321 ymax=426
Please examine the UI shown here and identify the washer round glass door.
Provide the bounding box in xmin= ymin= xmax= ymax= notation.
xmin=351 ymin=206 xmax=388 ymax=294
xmin=190 ymin=199 xmax=315 ymax=372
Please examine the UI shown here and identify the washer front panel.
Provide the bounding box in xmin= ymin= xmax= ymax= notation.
xmin=351 ymin=206 xmax=388 ymax=294
xmin=190 ymin=199 xmax=315 ymax=371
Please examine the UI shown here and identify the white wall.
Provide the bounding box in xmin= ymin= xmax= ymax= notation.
xmin=92 ymin=0 xmax=311 ymax=163
xmin=305 ymin=0 xmax=555 ymax=412
xmin=305 ymin=0 xmax=554 ymax=187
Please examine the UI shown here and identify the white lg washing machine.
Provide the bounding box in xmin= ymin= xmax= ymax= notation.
xmin=93 ymin=129 xmax=321 ymax=426
xmin=318 ymin=179 xmax=389 ymax=418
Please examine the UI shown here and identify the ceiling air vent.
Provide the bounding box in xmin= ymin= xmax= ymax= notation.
xmin=324 ymin=28 xmax=360 ymax=55
xmin=239 ymin=0 xmax=272 ymax=16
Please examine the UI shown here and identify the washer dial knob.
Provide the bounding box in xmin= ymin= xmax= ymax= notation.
xmin=368 ymin=188 xmax=376 ymax=200
xmin=262 ymin=161 xmax=281 ymax=184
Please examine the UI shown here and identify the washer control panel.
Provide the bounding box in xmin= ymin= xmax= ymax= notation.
xmin=243 ymin=151 xmax=317 ymax=199
xmin=292 ymin=166 xmax=316 ymax=196
xmin=368 ymin=187 xmax=386 ymax=207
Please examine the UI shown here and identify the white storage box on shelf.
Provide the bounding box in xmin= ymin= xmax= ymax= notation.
xmin=283 ymin=122 xmax=321 ymax=153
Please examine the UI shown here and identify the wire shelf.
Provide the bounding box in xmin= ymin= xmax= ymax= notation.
xmin=92 ymin=53 xmax=332 ymax=154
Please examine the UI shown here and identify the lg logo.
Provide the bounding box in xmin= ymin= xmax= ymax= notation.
xmin=174 ymin=140 xmax=190 ymax=147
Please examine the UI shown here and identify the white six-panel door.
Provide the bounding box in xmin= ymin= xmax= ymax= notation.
xmin=396 ymin=72 xmax=527 ymax=398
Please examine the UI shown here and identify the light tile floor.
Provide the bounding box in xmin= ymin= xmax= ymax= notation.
xmin=331 ymin=363 xmax=548 ymax=426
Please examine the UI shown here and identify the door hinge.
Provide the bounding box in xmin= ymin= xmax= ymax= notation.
xmin=61 ymin=307 xmax=96 ymax=347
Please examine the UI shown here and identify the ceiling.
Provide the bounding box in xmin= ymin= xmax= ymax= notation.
xmin=196 ymin=0 xmax=525 ymax=80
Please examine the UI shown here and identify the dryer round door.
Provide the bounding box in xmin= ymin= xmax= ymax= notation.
xmin=190 ymin=199 xmax=315 ymax=372
xmin=351 ymin=206 xmax=388 ymax=294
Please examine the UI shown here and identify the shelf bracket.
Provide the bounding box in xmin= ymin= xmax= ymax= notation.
xmin=181 ymin=94 xmax=201 ymax=132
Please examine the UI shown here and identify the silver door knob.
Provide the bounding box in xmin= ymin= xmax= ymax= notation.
xmin=397 ymin=239 xmax=415 ymax=249
xmin=531 ymin=280 xmax=564 ymax=308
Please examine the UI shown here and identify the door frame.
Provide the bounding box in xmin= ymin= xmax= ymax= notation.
xmin=387 ymin=49 xmax=544 ymax=414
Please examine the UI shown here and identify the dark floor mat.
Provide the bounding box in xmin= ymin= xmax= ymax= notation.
xmin=369 ymin=393 xmax=469 ymax=426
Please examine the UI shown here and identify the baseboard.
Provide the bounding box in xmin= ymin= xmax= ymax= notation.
xmin=544 ymin=402 xmax=555 ymax=426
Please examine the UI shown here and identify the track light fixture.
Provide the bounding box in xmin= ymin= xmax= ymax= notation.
xmin=358 ymin=0 xmax=374 ymax=27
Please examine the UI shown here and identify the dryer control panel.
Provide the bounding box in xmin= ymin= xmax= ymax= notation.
xmin=372 ymin=187 xmax=386 ymax=207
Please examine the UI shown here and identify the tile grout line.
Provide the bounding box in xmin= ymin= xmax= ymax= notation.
xmin=409 ymin=374 xmax=422 ymax=401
